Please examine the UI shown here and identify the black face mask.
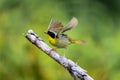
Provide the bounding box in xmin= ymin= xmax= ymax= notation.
xmin=47 ymin=31 xmax=56 ymax=38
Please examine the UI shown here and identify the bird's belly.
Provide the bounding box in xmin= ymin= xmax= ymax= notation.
xmin=56 ymin=38 xmax=70 ymax=48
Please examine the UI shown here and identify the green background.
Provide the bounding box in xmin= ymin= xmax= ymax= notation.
xmin=0 ymin=0 xmax=120 ymax=80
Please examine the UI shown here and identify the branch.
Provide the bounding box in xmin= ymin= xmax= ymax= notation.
xmin=25 ymin=29 xmax=94 ymax=80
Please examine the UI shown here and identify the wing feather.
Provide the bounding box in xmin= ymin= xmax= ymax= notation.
xmin=47 ymin=19 xmax=64 ymax=35
xmin=62 ymin=17 xmax=78 ymax=33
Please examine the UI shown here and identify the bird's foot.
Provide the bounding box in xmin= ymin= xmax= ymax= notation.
xmin=48 ymin=48 xmax=57 ymax=54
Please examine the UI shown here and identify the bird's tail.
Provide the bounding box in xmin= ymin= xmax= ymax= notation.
xmin=70 ymin=39 xmax=87 ymax=44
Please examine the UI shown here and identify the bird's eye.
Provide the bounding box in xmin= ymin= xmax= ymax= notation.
xmin=47 ymin=31 xmax=56 ymax=38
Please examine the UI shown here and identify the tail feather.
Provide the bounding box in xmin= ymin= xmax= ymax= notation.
xmin=70 ymin=39 xmax=87 ymax=44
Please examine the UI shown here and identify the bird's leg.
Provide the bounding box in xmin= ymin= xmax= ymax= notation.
xmin=48 ymin=47 xmax=57 ymax=54
xmin=75 ymin=59 xmax=80 ymax=65
xmin=63 ymin=48 xmax=67 ymax=57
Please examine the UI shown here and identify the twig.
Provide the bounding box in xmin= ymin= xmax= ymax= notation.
xmin=25 ymin=29 xmax=94 ymax=80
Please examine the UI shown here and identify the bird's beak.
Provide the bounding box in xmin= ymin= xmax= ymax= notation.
xmin=44 ymin=32 xmax=48 ymax=34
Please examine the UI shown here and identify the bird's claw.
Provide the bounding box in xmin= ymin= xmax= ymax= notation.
xmin=48 ymin=48 xmax=57 ymax=54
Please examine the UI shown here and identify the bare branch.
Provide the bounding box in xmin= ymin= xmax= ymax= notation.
xmin=25 ymin=29 xmax=94 ymax=80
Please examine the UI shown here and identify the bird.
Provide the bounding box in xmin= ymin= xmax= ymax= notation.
xmin=45 ymin=17 xmax=86 ymax=54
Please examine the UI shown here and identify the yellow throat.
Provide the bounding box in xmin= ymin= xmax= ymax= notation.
xmin=48 ymin=35 xmax=56 ymax=46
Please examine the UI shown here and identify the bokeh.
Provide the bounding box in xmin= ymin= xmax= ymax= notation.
xmin=0 ymin=0 xmax=120 ymax=80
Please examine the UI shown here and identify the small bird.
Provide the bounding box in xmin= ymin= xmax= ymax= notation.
xmin=45 ymin=17 xmax=86 ymax=52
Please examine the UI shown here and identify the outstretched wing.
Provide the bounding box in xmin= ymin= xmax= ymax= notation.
xmin=48 ymin=19 xmax=64 ymax=35
xmin=62 ymin=17 xmax=78 ymax=33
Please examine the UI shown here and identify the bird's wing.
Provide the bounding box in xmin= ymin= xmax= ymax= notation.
xmin=61 ymin=17 xmax=78 ymax=33
xmin=48 ymin=19 xmax=64 ymax=35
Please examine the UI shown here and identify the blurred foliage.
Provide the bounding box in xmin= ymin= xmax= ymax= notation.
xmin=0 ymin=0 xmax=120 ymax=80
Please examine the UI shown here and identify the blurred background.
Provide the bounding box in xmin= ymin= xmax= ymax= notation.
xmin=0 ymin=0 xmax=120 ymax=80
